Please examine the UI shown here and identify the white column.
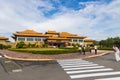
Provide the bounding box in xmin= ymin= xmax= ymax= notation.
xmin=33 ymin=37 xmax=35 ymax=42
xmin=25 ymin=37 xmax=27 ymax=41
xmin=77 ymin=39 xmax=79 ymax=42
xmin=16 ymin=37 xmax=18 ymax=41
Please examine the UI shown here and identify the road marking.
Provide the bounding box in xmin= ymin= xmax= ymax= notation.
xmin=95 ymin=77 xmax=120 ymax=80
xmin=0 ymin=55 xmax=2 ymax=58
xmin=5 ymin=60 xmax=11 ymax=63
xmin=70 ymin=71 xmax=120 ymax=79
xmin=12 ymin=69 xmax=22 ymax=72
xmin=58 ymin=62 xmax=93 ymax=65
xmin=57 ymin=59 xmax=120 ymax=80
xmin=57 ymin=59 xmax=90 ymax=63
xmin=64 ymin=66 xmax=105 ymax=71
xmin=62 ymin=64 xmax=98 ymax=68
xmin=67 ymin=68 xmax=113 ymax=74
xmin=58 ymin=60 xmax=89 ymax=62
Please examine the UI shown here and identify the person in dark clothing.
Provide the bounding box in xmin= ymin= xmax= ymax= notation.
xmin=89 ymin=46 xmax=92 ymax=53
xmin=82 ymin=46 xmax=86 ymax=55
xmin=94 ymin=45 xmax=98 ymax=54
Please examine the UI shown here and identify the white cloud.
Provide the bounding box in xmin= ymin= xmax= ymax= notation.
xmin=0 ymin=0 xmax=120 ymax=41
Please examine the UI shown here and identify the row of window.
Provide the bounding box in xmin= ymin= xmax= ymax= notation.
xmin=17 ymin=37 xmax=45 ymax=41
xmin=72 ymin=39 xmax=83 ymax=42
xmin=17 ymin=37 xmax=83 ymax=42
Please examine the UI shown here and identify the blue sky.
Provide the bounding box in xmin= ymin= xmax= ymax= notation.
xmin=0 ymin=0 xmax=120 ymax=41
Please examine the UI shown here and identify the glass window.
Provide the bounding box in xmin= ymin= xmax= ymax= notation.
xmin=35 ymin=38 xmax=41 ymax=41
xmin=79 ymin=39 xmax=83 ymax=42
xmin=18 ymin=37 xmax=25 ymax=41
xmin=73 ymin=39 xmax=77 ymax=42
xmin=27 ymin=37 xmax=33 ymax=41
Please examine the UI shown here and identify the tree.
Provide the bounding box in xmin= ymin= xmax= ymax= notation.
xmin=99 ymin=37 xmax=120 ymax=48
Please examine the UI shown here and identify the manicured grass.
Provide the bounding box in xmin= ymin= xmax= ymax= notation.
xmin=9 ymin=48 xmax=78 ymax=55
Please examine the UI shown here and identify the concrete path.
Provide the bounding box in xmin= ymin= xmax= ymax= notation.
xmin=0 ymin=50 xmax=113 ymax=61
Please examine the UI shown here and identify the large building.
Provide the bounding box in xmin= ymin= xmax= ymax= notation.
xmin=0 ymin=36 xmax=8 ymax=45
xmin=12 ymin=29 xmax=94 ymax=47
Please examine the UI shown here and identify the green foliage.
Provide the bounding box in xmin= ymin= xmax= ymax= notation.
xmin=99 ymin=37 xmax=120 ymax=48
xmin=72 ymin=43 xmax=78 ymax=48
xmin=0 ymin=44 xmax=11 ymax=49
xmin=16 ymin=41 xmax=26 ymax=48
xmin=42 ymin=44 xmax=48 ymax=48
xmin=9 ymin=48 xmax=78 ymax=55
xmin=93 ymin=41 xmax=99 ymax=45
xmin=27 ymin=43 xmax=36 ymax=48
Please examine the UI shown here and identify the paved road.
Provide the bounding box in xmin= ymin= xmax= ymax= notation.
xmin=58 ymin=53 xmax=120 ymax=80
xmin=0 ymin=56 xmax=70 ymax=80
xmin=0 ymin=52 xmax=120 ymax=80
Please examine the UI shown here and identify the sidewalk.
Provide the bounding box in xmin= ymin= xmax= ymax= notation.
xmin=0 ymin=50 xmax=113 ymax=61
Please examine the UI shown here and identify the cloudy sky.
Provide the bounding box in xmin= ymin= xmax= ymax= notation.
xmin=0 ymin=0 xmax=120 ymax=41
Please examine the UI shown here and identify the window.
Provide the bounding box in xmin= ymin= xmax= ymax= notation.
xmin=79 ymin=39 xmax=83 ymax=42
xmin=35 ymin=38 xmax=41 ymax=41
xmin=17 ymin=37 xmax=25 ymax=41
xmin=73 ymin=39 xmax=77 ymax=42
xmin=27 ymin=37 xmax=34 ymax=41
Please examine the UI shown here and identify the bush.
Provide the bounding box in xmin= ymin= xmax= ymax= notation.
xmin=9 ymin=48 xmax=78 ymax=55
xmin=42 ymin=44 xmax=48 ymax=48
xmin=0 ymin=44 xmax=11 ymax=49
xmin=16 ymin=41 xmax=26 ymax=48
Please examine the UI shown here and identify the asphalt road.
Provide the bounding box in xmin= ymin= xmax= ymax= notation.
xmin=0 ymin=52 xmax=120 ymax=80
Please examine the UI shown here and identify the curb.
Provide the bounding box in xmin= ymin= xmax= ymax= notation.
xmin=3 ymin=51 xmax=113 ymax=61
xmin=4 ymin=55 xmax=53 ymax=61
xmin=82 ymin=51 xmax=113 ymax=59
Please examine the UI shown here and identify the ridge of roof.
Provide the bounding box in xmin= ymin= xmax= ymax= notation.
xmin=0 ymin=36 xmax=8 ymax=40
xmin=17 ymin=30 xmax=42 ymax=34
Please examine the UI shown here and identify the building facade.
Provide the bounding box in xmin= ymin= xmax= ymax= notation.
xmin=12 ymin=30 xmax=94 ymax=47
xmin=0 ymin=36 xmax=8 ymax=45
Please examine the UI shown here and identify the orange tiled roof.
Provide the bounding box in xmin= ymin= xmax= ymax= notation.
xmin=13 ymin=30 xmax=45 ymax=37
xmin=44 ymin=34 xmax=52 ymax=37
xmin=67 ymin=36 xmax=86 ymax=38
xmin=46 ymin=30 xmax=59 ymax=34
xmin=16 ymin=30 xmax=42 ymax=34
xmin=47 ymin=36 xmax=70 ymax=40
xmin=0 ymin=36 xmax=8 ymax=40
xmin=59 ymin=32 xmax=86 ymax=38
xmin=12 ymin=29 xmax=93 ymax=40
xmin=60 ymin=32 xmax=76 ymax=36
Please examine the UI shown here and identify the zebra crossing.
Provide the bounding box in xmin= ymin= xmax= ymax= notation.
xmin=57 ymin=59 xmax=120 ymax=80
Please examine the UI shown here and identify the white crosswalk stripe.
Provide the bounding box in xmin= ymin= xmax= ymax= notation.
xmin=67 ymin=68 xmax=113 ymax=74
xmin=64 ymin=66 xmax=105 ymax=71
xmin=57 ymin=59 xmax=120 ymax=80
xmin=95 ymin=77 xmax=120 ymax=80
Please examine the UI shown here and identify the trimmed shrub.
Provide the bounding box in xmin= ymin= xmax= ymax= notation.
xmin=0 ymin=44 xmax=11 ymax=49
xmin=9 ymin=48 xmax=78 ymax=55
xmin=16 ymin=41 xmax=26 ymax=48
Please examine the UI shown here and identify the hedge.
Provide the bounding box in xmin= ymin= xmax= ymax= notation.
xmin=9 ymin=48 xmax=78 ymax=55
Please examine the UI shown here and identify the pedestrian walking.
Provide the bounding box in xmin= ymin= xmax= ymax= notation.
xmin=82 ymin=46 xmax=86 ymax=55
xmin=94 ymin=45 xmax=97 ymax=54
xmin=113 ymin=44 xmax=120 ymax=62
xmin=89 ymin=46 xmax=92 ymax=53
